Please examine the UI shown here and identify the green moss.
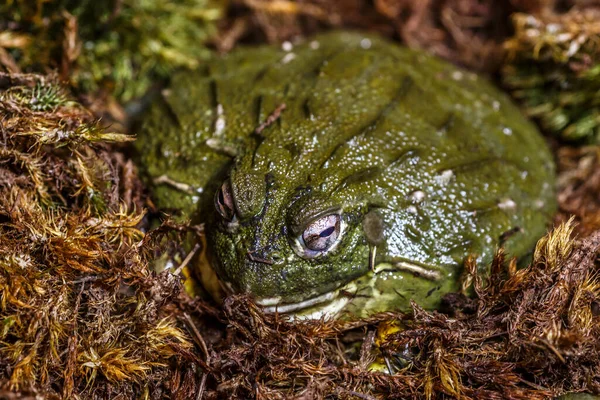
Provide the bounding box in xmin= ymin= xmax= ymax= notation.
xmin=503 ymin=10 xmax=600 ymax=143
xmin=2 ymin=0 xmax=224 ymax=101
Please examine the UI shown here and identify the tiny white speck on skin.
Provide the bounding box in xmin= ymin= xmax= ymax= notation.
xmin=435 ymin=170 xmax=454 ymax=186
xmin=407 ymin=205 xmax=418 ymax=214
xmin=360 ymin=38 xmax=372 ymax=49
xmin=498 ymin=198 xmax=517 ymax=211
xmin=196 ymin=187 xmax=204 ymax=194
xmin=282 ymin=41 xmax=293 ymax=52
xmin=503 ymin=127 xmax=513 ymax=135
xmin=310 ymin=40 xmax=320 ymax=50
xmin=205 ymin=138 xmax=221 ymax=150
xmin=192 ymin=196 xmax=200 ymax=204
xmin=214 ymin=104 xmax=225 ymax=136
xmin=410 ymin=190 xmax=426 ymax=203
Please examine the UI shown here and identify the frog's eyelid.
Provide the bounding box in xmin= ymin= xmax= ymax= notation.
xmin=215 ymin=180 xmax=236 ymax=221
xmin=289 ymin=206 xmax=342 ymax=236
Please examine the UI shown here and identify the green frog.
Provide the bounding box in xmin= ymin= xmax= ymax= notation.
xmin=136 ymin=31 xmax=556 ymax=319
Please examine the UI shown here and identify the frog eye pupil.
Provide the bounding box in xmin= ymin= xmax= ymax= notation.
xmin=320 ymin=226 xmax=335 ymax=237
xmin=302 ymin=214 xmax=341 ymax=252
xmin=215 ymin=181 xmax=235 ymax=221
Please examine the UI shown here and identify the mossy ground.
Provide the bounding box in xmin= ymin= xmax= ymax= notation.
xmin=2 ymin=1 xmax=600 ymax=399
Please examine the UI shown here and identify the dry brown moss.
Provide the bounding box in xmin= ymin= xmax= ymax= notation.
xmin=215 ymin=0 xmax=572 ymax=72
xmin=557 ymin=146 xmax=600 ymax=235
xmin=0 ymin=73 xmax=206 ymax=398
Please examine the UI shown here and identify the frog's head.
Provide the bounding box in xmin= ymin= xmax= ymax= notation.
xmin=207 ymin=150 xmax=382 ymax=312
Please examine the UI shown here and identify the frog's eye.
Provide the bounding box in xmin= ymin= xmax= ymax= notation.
xmin=215 ymin=181 xmax=235 ymax=221
xmin=300 ymin=214 xmax=342 ymax=257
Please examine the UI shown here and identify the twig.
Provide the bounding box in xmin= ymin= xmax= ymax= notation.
xmin=255 ymin=103 xmax=286 ymax=135
xmin=183 ymin=312 xmax=211 ymax=365
xmin=359 ymin=330 xmax=375 ymax=370
xmin=173 ymin=242 xmax=201 ymax=276
xmin=196 ymin=373 xmax=208 ymax=400
xmin=336 ymin=386 xmax=377 ymax=400
xmin=538 ymin=339 xmax=566 ymax=364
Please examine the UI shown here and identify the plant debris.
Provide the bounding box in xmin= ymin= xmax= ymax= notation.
xmin=0 ymin=73 xmax=207 ymax=398
xmin=557 ymin=146 xmax=600 ymax=235
xmin=216 ymin=0 xmax=575 ymax=72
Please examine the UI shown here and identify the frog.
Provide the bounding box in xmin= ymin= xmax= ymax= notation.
xmin=135 ymin=31 xmax=556 ymax=319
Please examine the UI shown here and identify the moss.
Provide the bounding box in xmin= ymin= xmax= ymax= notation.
xmin=0 ymin=73 xmax=204 ymax=397
xmin=503 ymin=9 xmax=600 ymax=143
xmin=1 ymin=0 xmax=224 ymax=102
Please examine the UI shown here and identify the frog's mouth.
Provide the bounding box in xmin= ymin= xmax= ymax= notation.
xmin=252 ymin=260 xmax=444 ymax=316
xmin=216 ymin=270 xmax=353 ymax=317
xmin=218 ymin=260 xmax=444 ymax=319
xmin=255 ymin=290 xmax=341 ymax=314
xmin=218 ymin=277 xmax=350 ymax=318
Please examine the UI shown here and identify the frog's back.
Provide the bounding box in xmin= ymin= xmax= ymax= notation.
xmin=137 ymin=32 xmax=556 ymax=305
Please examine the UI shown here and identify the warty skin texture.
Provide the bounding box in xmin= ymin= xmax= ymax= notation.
xmin=136 ymin=32 xmax=556 ymax=318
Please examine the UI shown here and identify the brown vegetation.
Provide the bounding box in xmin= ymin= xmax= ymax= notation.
xmin=2 ymin=1 xmax=600 ymax=399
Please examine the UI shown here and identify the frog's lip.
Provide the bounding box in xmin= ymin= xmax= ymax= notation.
xmin=218 ymin=279 xmax=340 ymax=314
xmin=256 ymin=291 xmax=338 ymax=314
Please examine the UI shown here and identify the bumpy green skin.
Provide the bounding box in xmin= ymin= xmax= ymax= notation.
xmin=136 ymin=32 xmax=556 ymax=318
